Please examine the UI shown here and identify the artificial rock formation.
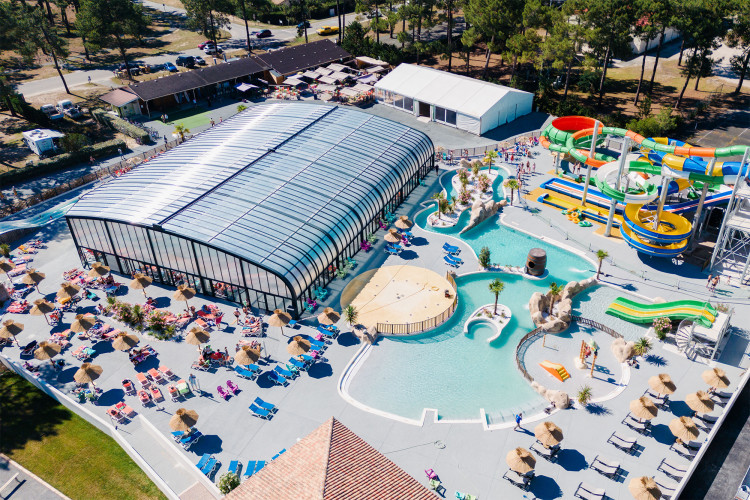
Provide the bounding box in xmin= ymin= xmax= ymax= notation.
xmin=611 ymin=337 xmax=635 ymax=363
xmin=529 ymin=277 xmax=597 ymax=333
xmin=461 ymin=199 xmax=506 ymax=234
xmin=531 ymin=381 xmax=570 ymax=409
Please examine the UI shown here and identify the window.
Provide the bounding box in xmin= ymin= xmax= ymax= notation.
xmin=445 ymin=109 xmax=457 ymax=125
xmin=434 ymin=106 xmax=446 ymax=122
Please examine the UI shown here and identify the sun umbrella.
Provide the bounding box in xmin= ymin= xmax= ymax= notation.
xmin=317 ymin=307 xmax=340 ymax=325
xmin=384 ymin=229 xmax=401 ymax=243
xmin=669 ymin=416 xmax=699 ymax=443
xmin=394 ymin=215 xmax=413 ymax=230
xmin=30 ymin=298 xmax=55 ymax=324
xmin=685 ymin=391 xmax=714 ymax=414
xmin=268 ymin=309 xmax=291 ymax=336
xmin=648 ymin=373 xmax=676 ymax=395
xmin=74 ymin=363 xmax=103 ymax=387
xmin=57 ymin=281 xmax=81 ymax=300
xmin=702 ymin=368 xmax=729 ymax=389
xmin=0 ymin=259 xmax=15 ymax=274
xmin=34 ymin=340 xmax=61 ymax=360
xmin=129 ymin=273 xmax=153 ymax=296
xmin=629 ymin=396 xmax=658 ymax=421
xmin=629 ymin=476 xmax=661 ymax=500
xmin=186 ymin=327 xmax=210 ymax=345
xmin=506 ymin=447 xmax=536 ymax=474
xmin=22 ymin=269 xmax=46 ymax=292
xmin=235 ymin=345 xmax=261 ymax=365
xmin=88 ymin=262 xmax=111 ymax=278
xmin=534 ymin=421 xmax=563 ymax=448
xmin=169 ymin=408 xmax=199 ymax=431
xmin=173 ymin=285 xmax=196 ymax=307
xmin=0 ymin=319 xmax=23 ymax=346
xmin=286 ymin=336 xmax=311 ymax=356
xmin=70 ymin=314 xmax=97 ymax=333
xmin=112 ymin=332 xmax=140 ymax=351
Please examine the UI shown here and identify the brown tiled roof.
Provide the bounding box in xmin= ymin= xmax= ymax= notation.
xmin=226 ymin=417 xmax=437 ymax=500
xmin=99 ymin=88 xmax=138 ymax=107
xmin=254 ymin=40 xmax=351 ymax=76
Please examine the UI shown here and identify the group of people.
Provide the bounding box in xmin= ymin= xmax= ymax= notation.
xmin=705 ymin=274 xmax=725 ymax=292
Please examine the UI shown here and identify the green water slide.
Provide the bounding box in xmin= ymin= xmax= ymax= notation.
xmin=606 ymin=297 xmax=718 ymax=328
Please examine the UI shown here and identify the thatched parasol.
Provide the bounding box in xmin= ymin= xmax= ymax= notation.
xmin=70 ymin=314 xmax=97 ymax=333
xmin=34 ymin=340 xmax=61 ymax=360
xmin=129 ymin=273 xmax=153 ymax=296
xmin=0 ymin=259 xmax=15 ymax=274
xmin=534 ymin=421 xmax=563 ymax=448
xmin=169 ymin=408 xmax=199 ymax=431
xmin=317 ymin=307 xmax=340 ymax=325
xmin=506 ymin=447 xmax=536 ymax=474
xmin=22 ymin=269 xmax=46 ymax=292
xmin=384 ymin=229 xmax=402 ymax=243
xmin=87 ymin=262 xmax=110 ymax=278
xmin=173 ymin=285 xmax=196 ymax=307
xmin=648 ymin=373 xmax=676 ymax=395
xmin=30 ymin=298 xmax=55 ymax=324
xmin=57 ymin=281 xmax=81 ymax=300
xmin=286 ymin=336 xmax=311 ymax=356
xmin=629 ymin=476 xmax=661 ymax=500
xmin=185 ymin=327 xmax=210 ymax=345
xmin=74 ymin=363 xmax=103 ymax=387
xmin=235 ymin=345 xmax=261 ymax=366
xmin=268 ymin=309 xmax=291 ymax=336
xmin=629 ymin=396 xmax=658 ymax=421
xmin=394 ymin=215 xmax=413 ymax=230
xmin=685 ymin=391 xmax=714 ymax=414
xmin=112 ymin=332 xmax=140 ymax=351
xmin=669 ymin=416 xmax=699 ymax=443
xmin=702 ymin=368 xmax=729 ymax=389
xmin=0 ymin=319 xmax=23 ymax=346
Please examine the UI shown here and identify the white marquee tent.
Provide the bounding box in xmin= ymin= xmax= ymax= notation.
xmin=374 ymin=64 xmax=534 ymax=135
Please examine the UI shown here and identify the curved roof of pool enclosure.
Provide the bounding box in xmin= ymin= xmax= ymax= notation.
xmin=66 ymin=103 xmax=434 ymax=298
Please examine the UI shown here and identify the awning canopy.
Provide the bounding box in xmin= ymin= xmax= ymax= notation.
xmin=340 ymin=87 xmax=360 ymax=97
xmin=302 ymin=70 xmax=320 ymax=79
xmin=315 ymin=84 xmax=337 ymax=92
xmin=327 ymin=63 xmax=351 ymax=73
xmin=235 ymin=83 xmax=259 ymax=92
xmin=353 ymin=83 xmax=373 ymax=93
xmin=365 ymin=66 xmax=386 ymax=74
xmin=330 ymin=71 xmax=351 ymax=81
xmin=357 ymin=74 xmax=379 ymax=85
xmin=318 ymin=76 xmax=337 ymax=85
xmin=316 ymin=67 xmax=333 ymax=76
xmin=356 ymin=56 xmax=388 ymax=67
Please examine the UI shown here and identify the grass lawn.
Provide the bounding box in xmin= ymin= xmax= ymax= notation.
xmin=166 ymin=107 xmax=217 ymax=130
xmin=0 ymin=372 xmax=166 ymax=500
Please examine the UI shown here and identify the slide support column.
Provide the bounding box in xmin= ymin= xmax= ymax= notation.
xmin=605 ymin=137 xmax=630 ymax=237
xmin=688 ymin=160 xmax=714 ymax=247
xmin=581 ymin=120 xmax=599 ymax=207
xmin=710 ymin=148 xmax=750 ymax=270
xmin=653 ymin=176 xmax=671 ymax=231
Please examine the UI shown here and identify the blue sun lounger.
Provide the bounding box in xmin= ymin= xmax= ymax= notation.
xmin=446 ymin=254 xmax=463 ymax=265
xmin=299 ymin=353 xmax=316 ymax=364
xmin=288 ymin=357 xmax=308 ymax=371
xmin=274 ymin=365 xmax=296 ymax=379
xmin=442 ymin=242 xmax=460 ymax=255
xmin=444 ymin=255 xmax=461 ymax=267
xmin=253 ymin=397 xmax=277 ymax=413
xmin=385 ymin=247 xmax=400 ymax=255
xmin=234 ymin=364 xmax=259 ymax=380
xmin=196 ymin=454 xmax=211 ymax=471
xmin=243 ymin=461 xmax=257 ymax=478
xmin=309 ymin=339 xmax=326 ymax=351
xmin=227 ymin=460 xmax=240 ymax=475
xmin=182 ymin=431 xmax=203 ymax=450
xmin=271 ymin=448 xmax=286 ymax=460
xmin=317 ymin=325 xmax=339 ymax=338
xmin=267 ymin=370 xmax=288 ymax=386
xmin=199 ymin=455 xmax=219 ymax=476
xmin=249 ymin=403 xmax=273 ymax=419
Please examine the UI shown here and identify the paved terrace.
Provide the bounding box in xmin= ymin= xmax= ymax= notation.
xmin=1 ymin=127 xmax=749 ymax=500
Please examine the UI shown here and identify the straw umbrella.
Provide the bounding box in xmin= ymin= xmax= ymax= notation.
xmin=169 ymin=408 xmax=199 ymax=432
xmin=57 ymin=281 xmax=81 ymax=301
xmin=88 ymin=262 xmax=110 ymax=278
xmin=685 ymin=391 xmax=714 ymax=414
xmin=22 ymin=269 xmax=46 ymax=293
xmin=648 ymin=373 xmax=676 ymax=395
xmin=70 ymin=314 xmax=97 ymax=333
xmin=506 ymin=447 xmax=536 ymax=474
xmin=394 ymin=215 xmax=413 ymax=230
xmin=74 ymin=363 xmax=103 ymax=389
xmin=384 ymin=229 xmax=402 ymax=243
xmin=287 ymin=336 xmax=311 ymax=356
xmin=629 ymin=396 xmax=658 ymax=421
xmin=0 ymin=259 xmax=15 ymax=275
xmin=534 ymin=421 xmax=563 ymax=448
xmin=185 ymin=327 xmax=210 ymax=345
xmin=112 ymin=332 xmax=139 ymax=351
xmin=0 ymin=319 xmax=23 ymax=346
xmin=669 ymin=416 xmax=699 ymax=443
xmin=34 ymin=340 xmax=61 ymax=361
xmin=268 ymin=309 xmax=291 ymax=337
xmin=702 ymin=368 xmax=729 ymax=391
xmin=30 ymin=298 xmax=55 ymax=324
xmin=235 ymin=345 xmax=261 ymax=366
xmin=173 ymin=285 xmax=196 ymax=308
xmin=629 ymin=476 xmax=661 ymax=500
xmin=317 ymin=307 xmax=340 ymax=326
xmin=129 ymin=273 xmax=153 ymax=297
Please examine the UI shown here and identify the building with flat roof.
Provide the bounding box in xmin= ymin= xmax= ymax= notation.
xmin=65 ymin=103 xmax=434 ymax=316
xmin=374 ymin=63 xmax=534 ymax=135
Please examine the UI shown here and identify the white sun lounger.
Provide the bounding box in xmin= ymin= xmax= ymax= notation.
xmin=590 ymin=455 xmax=620 ymax=478
xmin=654 ymin=477 xmax=678 ymax=500
xmin=607 ymin=431 xmax=637 ymax=453
xmin=658 ymin=458 xmax=687 ymax=480
xmin=530 ymin=441 xmax=559 ymax=462
xmin=670 ymin=441 xmax=698 ymax=458
xmin=622 ymin=413 xmax=650 ymax=434
xmin=695 ymin=412 xmax=719 ymax=423
xmin=574 ymin=482 xmax=605 ymax=500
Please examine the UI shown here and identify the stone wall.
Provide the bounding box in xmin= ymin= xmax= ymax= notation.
xmin=528 ymin=277 xmax=597 ymax=333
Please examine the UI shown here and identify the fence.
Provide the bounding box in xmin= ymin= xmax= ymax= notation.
xmin=0 ymin=137 xmax=189 ymax=219
xmin=437 ymin=131 xmax=543 ymax=161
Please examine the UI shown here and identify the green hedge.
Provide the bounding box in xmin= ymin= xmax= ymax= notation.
xmin=92 ymin=109 xmax=151 ymax=144
xmin=0 ymin=139 xmax=126 ymax=188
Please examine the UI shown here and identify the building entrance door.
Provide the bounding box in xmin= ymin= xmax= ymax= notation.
xmin=418 ymin=101 xmax=430 ymax=118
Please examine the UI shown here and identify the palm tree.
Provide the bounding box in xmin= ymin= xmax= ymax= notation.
xmin=577 ymin=385 xmax=593 ymax=405
xmin=173 ymin=123 xmax=190 ymax=141
xmin=471 ymin=162 xmax=480 ymax=178
xmin=633 ymin=337 xmax=652 ymax=357
xmin=548 ymin=282 xmax=564 ymax=315
xmin=488 ymin=278 xmax=505 ymax=315
xmin=486 ymin=150 xmax=498 ymax=173
xmin=344 ymin=305 xmax=359 ymax=327
xmin=595 ymin=250 xmax=609 ymax=279
xmin=504 ymin=179 xmax=520 ymax=205
xmin=431 ymin=192 xmax=447 ymax=220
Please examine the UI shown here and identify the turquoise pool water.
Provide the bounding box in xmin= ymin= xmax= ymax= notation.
xmin=346 ymin=171 xmax=604 ymax=422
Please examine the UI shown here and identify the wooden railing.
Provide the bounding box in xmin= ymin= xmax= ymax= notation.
xmin=571 ymin=315 xmax=623 ymax=339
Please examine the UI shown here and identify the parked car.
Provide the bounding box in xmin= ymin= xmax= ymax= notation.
xmin=256 ymin=29 xmax=272 ymax=38
xmin=164 ymin=62 xmax=178 ymax=72
xmin=40 ymin=104 xmax=64 ymax=120
xmin=297 ymin=21 xmax=311 ymax=28
xmin=198 ymin=40 xmax=213 ymax=49
xmin=176 ymin=55 xmax=196 ymax=68
xmin=118 ymin=62 xmax=140 ymax=75
xmin=203 ymin=45 xmax=223 ymax=54
xmin=316 ymin=26 xmax=339 ymax=36
xmin=56 ymin=100 xmax=82 ymax=119
xmin=194 ymin=56 xmax=206 ymax=65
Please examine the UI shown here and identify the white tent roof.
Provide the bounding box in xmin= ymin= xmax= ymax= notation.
xmin=374 ymin=64 xmax=533 ymax=118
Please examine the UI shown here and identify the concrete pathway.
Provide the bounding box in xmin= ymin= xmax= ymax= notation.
xmin=0 ymin=455 xmax=70 ymax=500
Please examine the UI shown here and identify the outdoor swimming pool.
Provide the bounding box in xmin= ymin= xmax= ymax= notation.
xmin=345 ymin=170 xmax=604 ymax=423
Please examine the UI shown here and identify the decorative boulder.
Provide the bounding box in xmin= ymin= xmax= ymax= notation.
xmin=461 ymin=201 xmax=504 ymax=234
xmin=460 ymin=159 xmax=471 ymax=169
xmin=548 ymin=390 xmax=570 ymax=409
xmin=610 ymin=337 xmax=635 ymax=363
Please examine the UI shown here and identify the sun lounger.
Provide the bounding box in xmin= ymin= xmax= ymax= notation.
xmin=200 ymin=456 xmax=219 ymax=476
xmin=455 ymin=492 xmax=477 ymax=500
xmin=658 ymin=458 xmax=687 ymax=480
xmin=226 ymin=380 xmax=240 ymax=395
xmin=182 ymin=431 xmax=203 ymax=450
xmin=710 ymin=393 xmax=730 ymax=406
xmin=159 ymin=365 xmax=175 ymax=380
xmin=138 ymin=390 xmax=150 ymax=406
xmin=695 ymin=419 xmax=714 ymax=433
xmin=300 ymin=353 xmax=317 ymax=364
xmin=429 ymin=478 xmax=445 ymax=494
xmin=446 ymin=254 xmax=464 ymax=265
xmin=217 ymin=385 xmax=230 ymax=400
xmin=695 ymin=412 xmax=719 ymax=423
xmin=136 ymin=372 xmax=150 ymax=388
xmin=243 ymin=461 xmax=257 ymax=478
xmin=590 ymin=455 xmax=620 ymax=478
xmin=622 ymin=414 xmax=651 ymax=434
xmin=196 ymin=454 xmax=211 ymax=471
xmin=268 ymin=370 xmax=288 ymax=386
xmin=670 ymin=441 xmax=698 ymax=458
xmin=253 ymin=397 xmax=277 ymax=413
xmin=574 ymin=482 xmax=606 ymax=500
xmin=530 ymin=441 xmax=559 ymax=462
xmin=444 ymin=255 xmax=461 ymax=267
xmin=168 ymin=384 xmax=180 ymax=402
xmin=122 ymin=379 xmax=135 ymax=395
xmin=274 ymin=365 xmax=296 ymax=380
xmin=271 ymin=448 xmax=286 ymax=460
xmin=654 ymin=477 xmax=677 ymax=499
xmin=442 ymin=242 xmax=460 ymax=255
xmin=711 ymin=389 xmax=733 ymax=399
xmin=288 ymin=358 xmax=308 ymax=371
xmin=107 ymin=408 xmax=127 ymax=423
xmin=644 ymin=389 xmax=670 ymax=408
xmin=234 ymin=365 xmax=259 ymax=380
xmin=148 ymin=368 xmax=164 ymax=384
xmin=249 ymin=403 xmax=273 ymax=419
xmin=607 ymin=431 xmax=637 ymax=453
xmin=316 ymin=325 xmax=338 ymax=339
xmin=227 ymin=460 xmax=240 ymax=476
xmin=502 ymin=469 xmax=532 ymax=490
xmin=115 ymin=401 xmax=136 ymax=417
xmin=149 ymin=386 xmax=162 ymax=401
xmin=386 ymin=247 xmax=400 ymax=255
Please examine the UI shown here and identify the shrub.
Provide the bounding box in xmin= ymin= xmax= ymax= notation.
xmin=478 ymin=246 xmax=491 ymax=268
xmin=653 ymin=316 xmax=671 ymax=340
xmin=60 ymin=133 xmax=89 ymax=153
xmin=0 ymin=244 xmax=9 ymax=257
xmin=92 ymin=109 xmax=151 ymax=144
xmin=477 ymin=174 xmax=491 ymax=193
xmin=577 ymin=385 xmax=593 ymax=405
xmin=633 ymin=337 xmax=652 ymax=356
xmin=458 ymin=189 xmax=472 ymax=205
xmin=237 ymin=104 xmax=247 ymax=112
xmin=217 ymin=472 xmax=240 ymax=494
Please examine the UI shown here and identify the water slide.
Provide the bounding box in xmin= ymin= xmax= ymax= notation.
xmin=606 ymin=297 xmax=717 ymax=328
xmin=539 ymin=360 xmax=571 ymax=382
